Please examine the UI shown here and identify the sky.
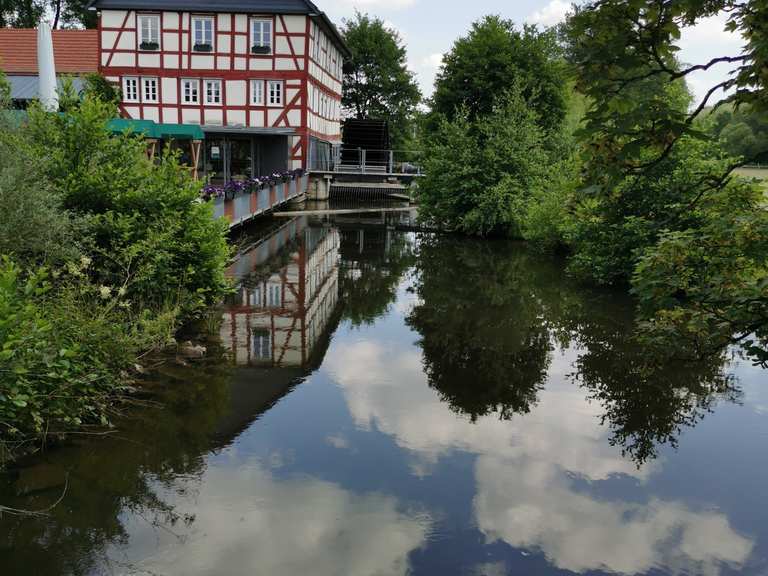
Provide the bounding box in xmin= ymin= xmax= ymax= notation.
xmin=318 ymin=0 xmax=747 ymax=106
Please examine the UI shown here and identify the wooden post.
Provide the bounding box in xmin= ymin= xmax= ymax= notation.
xmin=190 ymin=140 xmax=202 ymax=180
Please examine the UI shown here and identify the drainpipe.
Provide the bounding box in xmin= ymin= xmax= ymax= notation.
xmin=37 ymin=21 xmax=58 ymax=112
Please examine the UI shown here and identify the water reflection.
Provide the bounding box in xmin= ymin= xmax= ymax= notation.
xmin=1 ymin=220 xmax=765 ymax=576
xmin=222 ymin=218 xmax=340 ymax=368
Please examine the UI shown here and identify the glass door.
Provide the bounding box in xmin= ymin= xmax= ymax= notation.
xmin=228 ymin=138 xmax=253 ymax=181
xmin=205 ymin=138 xmax=226 ymax=184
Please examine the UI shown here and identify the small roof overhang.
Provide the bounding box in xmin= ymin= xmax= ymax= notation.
xmin=201 ymin=125 xmax=295 ymax=136
xmin=107 ymin=118 xmax=206 ymax=140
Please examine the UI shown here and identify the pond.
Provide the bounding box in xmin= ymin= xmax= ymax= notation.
xmin=1 ymin=211 xmax=767 ymax=576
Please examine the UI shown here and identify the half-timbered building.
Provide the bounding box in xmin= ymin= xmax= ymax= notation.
xmin=90 ymin=0 xmax=349 ymax=182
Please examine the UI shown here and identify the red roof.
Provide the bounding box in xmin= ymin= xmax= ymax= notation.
xmin=0 ymin=29 xmax=98 ymax=75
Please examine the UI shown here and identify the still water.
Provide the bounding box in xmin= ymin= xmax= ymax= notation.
xmin=1 ymin=212 xmax=767 ymax=576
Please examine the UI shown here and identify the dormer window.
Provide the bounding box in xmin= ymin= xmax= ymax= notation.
xmin=250 ymin=18 xmax=272 ymax=54
xmin=138 ymin=14 xmax=160 ymax=51
xmin=192 ymin=16 xmax=214 ymax=52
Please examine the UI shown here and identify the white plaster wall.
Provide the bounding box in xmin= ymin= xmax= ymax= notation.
xmin=117 ymin=31 xmax=135 ymax=50
xmin=205 ymin=109 xmax=224 ymax=125
xmin=218 ymin=16 xmax=230 ymax=32
xmin=267 ymin=109 xmax=282 ymax=126
xmin=286 ymin=109 xmax=301 ymax=127
xmin=217 ymin=56 xmax=231 ymax=70
xmin=124 ymin=105 xmax=140 ymax=118
xmin=235 ymin=14 xmax=247 ymax=33
xmin=191 ymin=55 xmax=215 ymax=69
xmin=163 ymin=32 xmax=179 ymax=51
xmin=250 ymin=59 xmax=273 ymax=71
xmin=283 ymin=15 xmax=306 ymax=34
xmin=161 ymin=78 xmax=177 ymax=104
xmin=235 ymin=36 xmax=247 ymax=54
xmin=250 ymin=110 xmax=265 ymax=128
xmin=102 ymin=10 xmax=129 ymax=28
xmin=163 ymin=107 xmax=179 ymax=124
xmin=109 ymin=52 xmax=135 ymax=67
xmin=218 ymin=34 xmax=231 ymax=53
xmin=226 ymin=80 xmax=247 ymax=106
xmin=164 ymin=54 xmax=179 ymax=69
xmin=182 ymin=108 xmax=201 ymax=124
xmin=102 ymin=31 xmax=118 ymax=50
xmin=234 ymin=57 xmax=247 ymax=70
xmin=138 ymin=53 xmax=161 ymax=68
xmin=163 ymin=11 xmax=179 ymax=28
xmin=143 ymin=107 xmax=159 ymax=122
xmin=228 ymin=109 xmax=246 ymax=126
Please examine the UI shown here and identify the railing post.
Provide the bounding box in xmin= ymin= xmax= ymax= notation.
xmin=389 ymin=150 xmax=394 ymax=174
xmin=361 ymin=149 xmax=366 ymax=174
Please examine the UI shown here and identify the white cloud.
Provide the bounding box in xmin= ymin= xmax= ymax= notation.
xmin=324 ymin=338 xmax=755 ymax=575
xmin=109 ymin=461 xmax=430 ymax=576
xmin=528 ymin=0 xmax=571 ymax=27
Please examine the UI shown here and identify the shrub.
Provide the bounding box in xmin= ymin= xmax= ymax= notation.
xmin=26 ymin=97 xmax=230 ymax=314
xmin=418 ymin=88 xmax=555 ymax=236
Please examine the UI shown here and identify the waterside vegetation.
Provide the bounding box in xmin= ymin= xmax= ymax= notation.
xmin=0 ymin=72 xmax=230 ymax=463
xmin=417 ymin=3 xmax=768 ymax=365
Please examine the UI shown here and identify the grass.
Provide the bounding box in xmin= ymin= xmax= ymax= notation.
xmin=734 ymin=167 xmax=768 ymax=196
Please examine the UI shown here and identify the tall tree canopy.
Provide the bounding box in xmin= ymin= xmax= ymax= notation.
xmin=565 ymin=1 xmax=768 ymax=364
xmin=0 ymin=0 xmax=95 ymax=28
xmin=341 ymin=12 xmax=421 ymax=149
xmin=430 ymin=15 xmax=567 ymax=132
xmin=567 ymin=0 xmax=767 ymax=178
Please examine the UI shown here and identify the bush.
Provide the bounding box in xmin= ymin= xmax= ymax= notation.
xmin=0 ymin=132 xmax=82 ymax=266
xmin=418 ymin=88 xmax=558 ymax=236
xmin=0 ymin=258 xmax=177 ymax=446
xmin=26 ymin=97 xmax=230 ymax=313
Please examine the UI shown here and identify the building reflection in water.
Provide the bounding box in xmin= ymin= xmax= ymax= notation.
xmin=221 ymin=217 xmax=340 ymax=368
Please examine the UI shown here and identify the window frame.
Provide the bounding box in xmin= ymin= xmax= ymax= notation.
xmin=204 ymin=79 xmax=222 ymax=106
xmin=182 ymin=78 xmax=200 ymax=104
xmin=191 ymin=15 xmax=215 ymax=52
xmin=267 ymin=80 xmax=283 ymax=107
xmin=251 ymin=79 xmax=264 ymax=106
xmin=250 ymin=17 xmax=273 ymax=54
xmin=122 ymin=76 xmax=139 ymax=103
xmin=137 ymin=14 xmax=161 ymax=51
xmin=142 ymin=77 xmax=159 ymax=103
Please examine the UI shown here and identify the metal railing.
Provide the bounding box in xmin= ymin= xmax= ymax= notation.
xmin=326 ymin=146 xmax=424 ymax=175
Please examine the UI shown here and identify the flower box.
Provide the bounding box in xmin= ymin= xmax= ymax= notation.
xmin=139 ymin=41 xmax=159 ymax=51
xmin=251 ymin=45 xmax=271 ymax=55
xmin=193 ymin=43 xmax=213 ymax=52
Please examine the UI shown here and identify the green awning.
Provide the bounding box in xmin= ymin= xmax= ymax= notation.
xmin=154 ymin=123 xmax=205 ymax=140
xmin=106 ymin=118 xmax=205 ymax=140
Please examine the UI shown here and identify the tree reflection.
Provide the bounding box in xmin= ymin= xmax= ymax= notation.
xmin=339 ymin=227 xmax=416 ymax=327
xmin=0 ymin=355 xmax=235 ymax=575
xmin=562 ymin=293 xmax=742 ymax=466
xmin=406 ymin=234 xmax=742 ymax=464
xmin=406 ymin=236 xmax=557 ymax=422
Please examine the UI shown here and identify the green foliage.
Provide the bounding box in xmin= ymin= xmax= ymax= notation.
xmin=0 ymin=0 xmax=96 ymax=28
xmin=0 ymin=258 xmax=177 ymax=444
xmin=83 ymin=73 xmax=121 ymax=104
xmin=341 ymin=12 xmax=422 ymax=149
xmin=430 ymin=15 xmax=567 ymax=132
xmin=0 ymin=131 xmax=81 ymax=266
xmin=703 ymin=103 xmax=768 ymax=163
xmin=419 ymin=88 xmax=565 ymax=237
xmin=25 ymin=96 xmax=230 ymax=313
xmin=632 ymin=181 xmax=768 ymax=364
xmin=0 ymin=94 xmax=229 ymax=458
xmin=0 ymin=70 xmax=10 ymax=109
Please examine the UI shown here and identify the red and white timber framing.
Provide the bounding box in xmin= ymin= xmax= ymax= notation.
xmin=98 ymin=9 xmax=344 ymax=169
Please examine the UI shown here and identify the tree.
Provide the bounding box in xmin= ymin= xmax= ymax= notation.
xmin=419 ymin=86 xmax=570 ymax=237
xmin=565 ymin=1 xmax=768 ymax=363
xmin=341 ymin=12 xmax=421 ymax=149
xmin=0 ymin=0 xmax=96 ymax=28
xmin=430 ymin=15 xmax=567 ymax=132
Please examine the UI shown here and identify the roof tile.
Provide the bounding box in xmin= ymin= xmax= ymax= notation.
xmin=0 ymin=29 xmax=98 ymax=75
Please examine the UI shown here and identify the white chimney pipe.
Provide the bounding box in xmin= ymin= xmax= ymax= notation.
xmin=37 ymin=21 xmax=59 ymax=112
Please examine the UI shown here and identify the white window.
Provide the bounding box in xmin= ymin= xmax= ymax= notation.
xmin=251 ymin=79 xmax=264 ymax=106
xmin=268 ymin=284 xmax=282 ymax=308
xmin=267 ymin=80 xmax=283 ymax=106
xmin=182 ymin=79 xmax=199 ymax=104
xmin=192 ymin=16 xmax=214 ymax=51
xmin=138 ymin=14 xmax=160 ymax=49
xmin=142 ymin=77 xmax=158 ymax=102
xmin=252 ymin=330 xmax=271 ymax=360
xmin=123 ymin=77 xmax=139 ymax=102
xmin=250 ymin=18 xmax=272 ymax=53
xmin=205 ymin=79 xmax=221 ymax=105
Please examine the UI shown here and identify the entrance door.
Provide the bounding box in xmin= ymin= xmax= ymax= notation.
xmin=206 ymin=138 xmax=226 ymax=184
xmin=228 ymin=138 xmax=253 ymax=181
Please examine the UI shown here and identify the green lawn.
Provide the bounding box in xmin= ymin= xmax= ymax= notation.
xmin=734 ymin=167 xmax=768 ymax=194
